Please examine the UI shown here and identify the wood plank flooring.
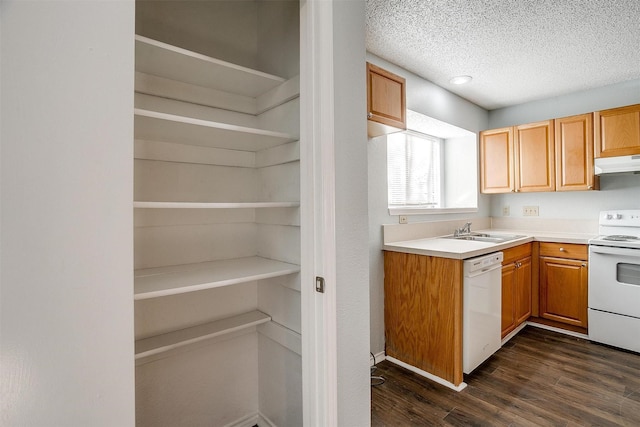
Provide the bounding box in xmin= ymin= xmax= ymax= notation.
xmin=371 ymin=326 xmax=640 ymax=426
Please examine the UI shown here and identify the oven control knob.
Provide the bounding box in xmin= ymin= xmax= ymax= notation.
xmin=606 ymin=214 xmax=613 ymax=220
xmin=615 ymin=214 xmax=623 ymax=219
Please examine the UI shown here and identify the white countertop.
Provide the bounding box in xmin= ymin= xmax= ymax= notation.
xmin=383 ymin=229 xmax=597 ymax=260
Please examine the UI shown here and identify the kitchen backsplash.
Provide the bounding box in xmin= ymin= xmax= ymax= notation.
xmin=491 ymin=217 xmax=598 ymax=234
xmin=383 ymin=216 xmax=599 ymax=245
xmin=383 ymin=217 xmax=492 ymax=243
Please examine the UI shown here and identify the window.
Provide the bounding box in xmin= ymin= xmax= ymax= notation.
xmin=387 ymin=131 xmax=443 ymax=209
xmin=386 ymin=110 xmax=478 ymax=215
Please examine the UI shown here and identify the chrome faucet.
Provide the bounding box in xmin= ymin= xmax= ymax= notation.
xmin=454 ymin=222 xmax=472 ymax=237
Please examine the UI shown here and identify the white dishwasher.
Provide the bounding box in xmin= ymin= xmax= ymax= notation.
xmin=463 ymin=251 xmax=503 ymax=374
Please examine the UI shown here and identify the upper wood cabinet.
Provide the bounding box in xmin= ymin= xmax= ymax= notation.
xmin=595 ymin=104 xmax=640 ymax=158
xmin=481 ymin=104 xmax=639 ymax=193
xmin=366 ymin=62 xmax=406 ymax=138
xmin=480 ymin=120 xmax=554 ymax=193
xmin=514 ymin=120 xmax=555 ymax=192
xmin=480 ymin=127 xmax=515 ymax=193
xmin=481 ymin=115 xmax=602 ymax=194
xmin=555 ymin=113 xmax=598 ymax=191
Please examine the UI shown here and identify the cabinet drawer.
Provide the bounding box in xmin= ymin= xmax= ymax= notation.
xmin=539 ymin=242 xmax=587 ymax=261
xmin=502 ymin=243 xmax=532 ymax=265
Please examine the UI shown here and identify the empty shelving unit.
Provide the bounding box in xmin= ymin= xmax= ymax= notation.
xmin=133 ymin=2 xmax=302 ymax=426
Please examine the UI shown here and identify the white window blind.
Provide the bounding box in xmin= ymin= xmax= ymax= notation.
xmin=387 ymin=131 xmax=442 ymax=209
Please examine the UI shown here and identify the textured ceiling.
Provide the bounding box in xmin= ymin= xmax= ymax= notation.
xmin=366 ymin=0 xmax=640 ymax=110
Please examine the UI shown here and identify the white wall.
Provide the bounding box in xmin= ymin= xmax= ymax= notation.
xmin=334 ymin=0 xmax=371 ymax=425
xmin=488 ymin=79 xmax=640 ymax=221
xmin=367 ymin=53 xmax=489 ymax=133
xmin=488 ymin=79 xmax=640 ymax=129
xmin=1 ymin=1 xmax=135 ymax=425
xmin=366 ymin=55 xmax=490 ymax=357
xmin=444 ymin=135 xmax=478 ymax=208
xmin=135 ymin=1 xmax=259 ymax=70
xmin=257 ymin=0 xmax=300 ymax=79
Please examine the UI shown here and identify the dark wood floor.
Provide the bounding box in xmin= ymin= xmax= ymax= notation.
xmin=371 ymin=326 xmax=640 ymax=426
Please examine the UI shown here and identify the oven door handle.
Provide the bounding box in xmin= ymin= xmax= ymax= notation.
xmin=590 ymin=245 xmax=640 ymax=257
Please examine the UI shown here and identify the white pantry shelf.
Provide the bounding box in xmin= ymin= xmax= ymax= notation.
xmin=134 ymin=109 xmax=296 ymax=152
xmin=135 ymin=310 xmax=271 ymax=359
xmin=134 ymin=201 xmax=299 ymax=209
xmin=135 ymin=256 xmax=300 ymax=300
xmin=135 ymin=35 xmax=286 ymax=98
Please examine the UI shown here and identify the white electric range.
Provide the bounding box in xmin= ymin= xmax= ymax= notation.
xmin=588 ymin=210 xmax=640 ymax=353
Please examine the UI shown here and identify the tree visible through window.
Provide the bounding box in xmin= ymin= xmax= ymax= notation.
xmin=387 ymin=131 xmax=442 ymax=209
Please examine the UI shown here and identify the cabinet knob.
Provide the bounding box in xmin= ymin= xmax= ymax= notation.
xmin=367 ymin=112 xmax=373 ymax=119
xmin=559 ymin=247 xmax=566 ymax=252
xmin=587 ymin=185 xmax=593 ymax=189
xmin=582 ymin=263 xmax=587 ymax=267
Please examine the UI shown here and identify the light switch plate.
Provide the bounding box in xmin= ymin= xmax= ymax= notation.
xmin=399 ymin=215 xmax=408 ymax=224
xmin=523 ymin=206 xmax=539 ymax=216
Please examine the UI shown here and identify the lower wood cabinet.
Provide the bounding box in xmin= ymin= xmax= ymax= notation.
xmin=383 ymin=251 xmax=463 ymax=387
xmin=539 ymin=243 xmax=588 ymax=328
xmin=501 ymin=244 xmax=532 ymax=338
xmin=382 ymin=241 xmax=589 ymax=388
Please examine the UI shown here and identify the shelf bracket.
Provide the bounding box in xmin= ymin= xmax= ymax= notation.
xmin=315 ymin=276 xmax=325 ymax=293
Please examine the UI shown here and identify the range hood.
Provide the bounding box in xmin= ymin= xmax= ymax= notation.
xmin=594 ymin=155 xmax=640 ymax=175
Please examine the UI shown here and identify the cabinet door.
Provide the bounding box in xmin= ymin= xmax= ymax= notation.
xmin=501 ymin=262 xmax=517 ymax=338
xmin=539 ymin=257 xmax=588 ymax=328
xmin=555 ymin=113 xmax=597 ymax=191
xmin=515 ymin=256 xmax=532 ymax=325
xmin=595 ymin=104 xmax=640 ymax=158
xmin=514 ymin=120 xmax=555 ymax=192
xmin=480 ymin=127 xmax=514 ymax=194
xmin=366 ymin=62 xmax=406 ymax=137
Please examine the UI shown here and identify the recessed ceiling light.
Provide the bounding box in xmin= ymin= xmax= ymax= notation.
xmin=449 ymin=75 xmax=472 ymax=85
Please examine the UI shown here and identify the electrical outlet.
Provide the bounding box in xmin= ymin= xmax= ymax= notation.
xmin=523 ymin=206 xmax=539 ymax=216
xmin=399 ymin=215 xmax=408 ymax=224
xmin=502 ymin=206 xmax=510 ymax=216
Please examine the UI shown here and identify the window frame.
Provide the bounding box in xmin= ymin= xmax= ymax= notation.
xmin=386 ymin=130 xmax=479 ymax=216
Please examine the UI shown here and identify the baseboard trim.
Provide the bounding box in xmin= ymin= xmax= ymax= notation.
xmin=526 ymin=321 xmax=589 ymax=340
xmin=501 ymin=322 xmax=527 ymax=345
xmin=257 ymin=412 xmax=278 ymax=427
xmin=370 ymin=351 xmax=386 ymax=366
xmin=386 ymin=356 xmax=467 ymax=392
xmin=224 ymin=412 xmax=259 ymax=427
xmin=225 ymin=411 xmax=278 ymax=427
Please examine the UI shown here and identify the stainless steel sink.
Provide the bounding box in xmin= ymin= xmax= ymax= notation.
xmin=444 ymin=233 xmax=526 ymax=243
